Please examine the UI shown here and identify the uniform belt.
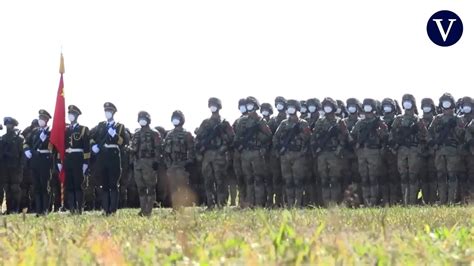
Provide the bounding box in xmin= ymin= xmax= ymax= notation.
xmin=104 ymin=144 xmax=119 ymax=149
xmin=37 ymin=149 xmax=51 ymax=154
xmin=66 ymin=148 xmax=84 ymax=153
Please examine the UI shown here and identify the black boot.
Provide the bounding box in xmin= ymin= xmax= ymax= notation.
xmin=67 ymin=191 xmax=76 ymax=214
xmin=109 ymin=189 xmax=119 ymax=214
xmin=102 ymin=189 xmax=110 ymax=214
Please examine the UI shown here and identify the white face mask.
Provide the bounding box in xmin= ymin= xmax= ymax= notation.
xmin=172 ymin=118 xmax=181 ymax=126
xmin=463 ymin=106 xmax=472 ymax=114
xmin=300 ymin=107 xmax=307 ymax=113
xmin=210 ymin=106 xmax=218 ymax=113
xmin=239 ymin=105 xmax=247 ymax=114
xmin=336 ymin=108 xmax=342 ymax=114
xmin=422 ymin=106 xmax=432 ymax=113
xmin=246 ymin=104 xmax=254 ymax=112
xmin=287 ymin=107 xmax=296 ymax=115
xmin=403 ymin=101 xmax=413 ymax=110
xmin=68 ymin=114 xmax=76 ymax=123
xmin=323 ymin=106 xmax=333 ymax=114
xmin=38 ymin=119 xmax=47 ymax=127
xmin=139 ymin=119 xmax=148 ymax=126
xmin=347 ymin=106 xmax=357 ymax=114
xmin=383 ymin=105 xmax=392 ymax=113
xmin=308 ymin=105 xmax=317 ymax=113
xmin=442 ymin=101 xmax=452 ymax=109
xmin=105 ymin=111 xmax=113 ymax=120
xmin=276 ymin=103 xmax=284 ymax=111
xmin=319 ymin=110 xmax=325 ymax=117
xmin=360 ymin=114 xmax=366 ymax=119
xmin=261 ymin=110 xmax=270 ymax=116
xmin=363 ymin=105 xmax=373 ymax=113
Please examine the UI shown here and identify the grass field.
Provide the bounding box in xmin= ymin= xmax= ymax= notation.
xmin=0 ymin=206 xmax=473 ymax=265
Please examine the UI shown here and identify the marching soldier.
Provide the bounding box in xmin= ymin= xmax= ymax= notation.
xmin=429 ymin=93 xmax=465 ymax=205
xmin=58 ymin=105 xmax=90 ymax=214
xmin=305 ymin=98 xmax=322 ymax=205
xmin=0 ymin=117 xmax=24 ymax=214
xmin=419 ymin=98 xmax=438 ymax=204
xmin=23 ymin=110 xmax=54 ymax=216
xmin=459 ymin=97 xmax=474 ymax=203
xmin=129 ymin=111 xmax=161 ymax=216
xmin=163 ymin=110 xmax=196 ymax=208
xmin=195 ymin=98 xmax=234 ymax=208
xmin=231 ymin=98 xmax=249 ymax=207
xmin=260 ymin=102 xmax=274 ymax=206
xmin=234 ymin=96 xmax=272 ymax=207
xmin=311 ymin=98 xmax=351 ymax=206
xmin=90 ymin=102 xmax=127 ymax=215
xmin=351 ymin=99 xmax=389 ymax=206
xmin=273 ymin=99 xmax=311 ymax=207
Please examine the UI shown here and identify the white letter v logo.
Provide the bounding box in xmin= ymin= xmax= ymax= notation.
xmin=432 ymin=19 xmax=457 ymax=42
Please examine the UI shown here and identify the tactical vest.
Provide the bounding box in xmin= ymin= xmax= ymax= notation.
xmin=278 ymin=120 xmax=306 ymax=152
xmin=133 ymin=127 xmax=158 ymax=159
xmin=164 ymin=128 xmax=189 ymax=162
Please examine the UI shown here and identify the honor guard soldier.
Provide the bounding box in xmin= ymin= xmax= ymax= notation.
xmin=23 ymin=110 xmax=54 ymax=216
xmin=90 ymin=102 xmax=126 ymax=215
xmin=57 ymin=105 xmax=90 ymax=214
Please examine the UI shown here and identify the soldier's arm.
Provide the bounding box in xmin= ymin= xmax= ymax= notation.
xmin=186 ymin=132 xmax=195 ymax=161
xmin=154 ymin=131 xmax=162 ymax=162
xmin=272 ymin=123 xmax=283 ymax=150
xmin=455 ymin=117 xmax=466 ymax=143
xmin=300 ymin=121 xmax=311 ymax=143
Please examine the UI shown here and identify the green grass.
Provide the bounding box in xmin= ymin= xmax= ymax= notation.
xmin=1 ymin=206 xmax=473 ymax=265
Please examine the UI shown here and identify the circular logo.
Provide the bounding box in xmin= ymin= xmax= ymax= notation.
xmin=427 ymin=10 xmax=463 ymax=47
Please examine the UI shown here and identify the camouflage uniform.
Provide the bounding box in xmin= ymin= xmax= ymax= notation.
xmin=419 ymin=98 xmax=437 ymax=204
xmin=459 ymin=97 xmax=474 ymax=203
xmin=195 ymin=98 xmax=234 ymax=207
xmin=351 ymin=99 xmax=389 ymax=206
xmin=311 ymin=98 xmax=350 ymax=206
xmin=391 ymin=95 xmax=427 ymax=205
xmin=260 ymin=102 xmax=273 ymax=206
xmin=305 ymin=98 xmax=322 ymax=206
xmin=119 ymin=128 xmax=138 ymax=209
xmin=163 ymin=110 xmax=195 ymax=208
xmin=0 ymin=118 xmax=24 ymax=214
xmin=154 ymin=126 xmax=171 ymax=207
xmin=234 ymin=97 xmax=272 ymax=207
xmin=267 ymin=96 xmax=288 ymax=206
xmin=230 ymin=98 xmax=248 ymax=207
xmin=129 ymin=111 xmax=161 ymax=216
xmin=428 ymin=93 xmax=465 ymax=204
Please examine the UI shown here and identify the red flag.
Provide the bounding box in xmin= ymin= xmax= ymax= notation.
xmin=50 ymin=53 xmax=66 ymax=184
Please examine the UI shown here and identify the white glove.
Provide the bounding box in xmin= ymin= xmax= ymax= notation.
xmin=82 ymin=164 xmax=88 ymax=174
xmin=108 ymin=128 xmax=117 ymax=137
xmin=25 ymin=150 xmax=33 ymax=159
xmin=92 ymin=144 xmax=100 ymax=154
xmin=57 ymin=164 xmax=62 ymax=172
xmin=40 ymin=132 xmax=47 ymax=142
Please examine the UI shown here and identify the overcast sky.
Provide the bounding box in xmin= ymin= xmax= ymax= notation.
xmin=0 ymin=0 xmax=472 ymax=134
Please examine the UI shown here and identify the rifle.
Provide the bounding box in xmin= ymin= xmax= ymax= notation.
xmin=235 ymin=120 xmax=260 ymax=151
xmin=435 ymin=117 xmax=457 ymax=145
xmin=313 ymin=124 xmax=339 ymax=154
xmin=357 ymin=118 xmax=380 ymax=146
xmin=279 ymin=123 xmax=300 ymax=155
xmin=196 ymin=120 xmax=225 ymax=153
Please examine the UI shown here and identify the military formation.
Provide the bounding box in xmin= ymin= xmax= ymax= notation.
xmin=0 ymin=92 xmax=473 ymax=216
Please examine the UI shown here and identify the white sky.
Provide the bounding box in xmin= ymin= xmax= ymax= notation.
xmin=0 ymin=0 xmax=472 ymax=134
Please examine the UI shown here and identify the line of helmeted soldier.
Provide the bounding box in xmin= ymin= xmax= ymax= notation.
xmin=0 ymin=92 xmax=473 ymax=216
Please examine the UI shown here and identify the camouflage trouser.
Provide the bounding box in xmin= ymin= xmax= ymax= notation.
xmin=397 ymin=146 xmax=421 ymax=205
xmin=310 ymin=155 xmax=323 ymax=206
xmin=263 ymin=151 xmax=273 ymax=207
xmin=241 ymin=149 xmax=266 ymax=207
xmin=167 ymin=164 xmax=192 ymax=208
xmin=0 ymin=165 xmax=23 ymax=214
xmin=340 ymin=151 xmax=361 ymax=207
xmin=225 ymin=152 xmax=237 ymax=206
xmin=202 ymin=150 xmax=228 ymax=207
xmin=419 ymin=154 xmax=437 ymax=204
xmin=270 ymin=153 xmax=284 ymax=207
xmin=232 ymin=151 xmax=246 ymax=206
xmin=303 ymin=154 xmax=317 ymax=206
xmin=356 ymin=147 xmax=381 ymax=206
xmin=281 ymin=151 xmax=306 ymax=207
xmin=156 ymin=164 xmax=171 ymax=207
xmin=381 ymin=150 xmax=400 ymax=205
xmin=134 ymin=158 xmax=157 ymax=215
xmin=120 ymin=165 xmax=139 ymax=209
xmin=460 ymin=153 xmax=474 ymax=203
xmin=317 ymin=151 xmax=343 ymax=206
xmin=435 ymin=146 xmax=462 ymax=205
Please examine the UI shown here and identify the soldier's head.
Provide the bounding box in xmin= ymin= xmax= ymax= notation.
xmin=38 ymin=109 xmax=51 ymax=128
xmin=274 ymin=96 xmax=287 ymax=112
xmin=381 ymin=98 xmax=396 ymax=115
xmin=439 ymin=93 xmax=455 ymax=113
xmin=461 ymin=96 xmax=473 ymax=115
xmin=307 ymin=98 xmax=321 ymax=115
xmin=362 ymin=98 xmax=377 ymax=118
xmin=68 ymin=105 xmax=82 ymax=124
xmin=401 ymin=94 xmax=417 ymax=114
xmin=260 ymin=103 xmax=273 ymax=118
xmin=421 ymin=98 xmax=436 ymax=115
xmin=171 ymin=110 xmax=185 ymax=127
xmin=346 ymin=98 xmax=361 ymax=116
xmin=246 ymin=96 xmax=260 ymax=113
xmin=137 ymin=111 xmax=151 ymax=127
xmin=3 ymin=117 xmax=18 ymax=131
xmin=300 ymin=100 xmax=308 ymax=115
xmin=238 ymin=98 xmax=247 ymax=115
xmin=103 ymin=102 xmax=117 ymax=121
xmin=322 ymin=97 xmax=337 ymax=116
xmin=208 ymin=97 xmax=222 ymax=114
xmin=31 ymin=119 xmax=39 ymax=128
xmin=336 ymin=100 xmax=347 ymax=118
xmin=286 ymin=99 xmax=300 ymax=116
